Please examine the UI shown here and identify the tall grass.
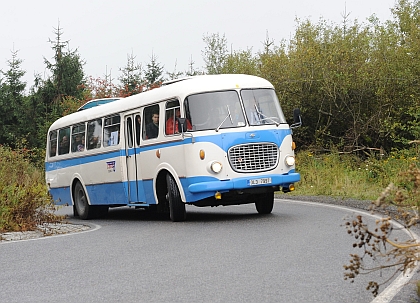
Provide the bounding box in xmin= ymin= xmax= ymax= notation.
xmin=292 ymin=148 xmax=419 ymax=201
xmin=0 ymin=146 xmax=62 ymax=232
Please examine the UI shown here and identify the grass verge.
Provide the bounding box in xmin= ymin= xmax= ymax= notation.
xmin=290 ymin=148 xmax=419 ymax=201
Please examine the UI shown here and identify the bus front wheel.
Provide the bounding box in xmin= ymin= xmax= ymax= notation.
xmin=255 ymin=192 xmax=274 ymax=214
xmin=166 ymin=174 xmax=186 ymax=222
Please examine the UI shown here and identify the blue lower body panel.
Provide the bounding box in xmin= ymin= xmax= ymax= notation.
xmin=185 ymin=172 xmax=300 ymax=202
xmin=49 ymin=182 xmax=129 ymax=206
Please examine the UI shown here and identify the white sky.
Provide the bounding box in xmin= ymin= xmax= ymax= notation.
xmin=1 ymin=0 xmax=396 ymax=87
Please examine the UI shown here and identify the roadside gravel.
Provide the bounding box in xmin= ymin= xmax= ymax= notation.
xmin=0 ymin=222 xmax=90 ymax=242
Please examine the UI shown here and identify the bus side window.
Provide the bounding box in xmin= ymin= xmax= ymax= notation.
xmin=104 ymin=115 xmax=121 ymax=147
xmin=126 ymin=117 xmax=133 ymax=148
xmin=143 ymin=104 xmax=160 ymax=140
xmin=87 ymin=119 xmax=102 ymax=150
xmin=135 ymin=115 xmax=141 ymax=145
xmin=58 ymin=128 xmax=70 ymax=155
xmin=71 ymin=123 xmax=86 ymax=152
xmin=49 ymin=130 xmax=57 ymax=157
xmin=165 ymin=100 xmax=180 ymax=135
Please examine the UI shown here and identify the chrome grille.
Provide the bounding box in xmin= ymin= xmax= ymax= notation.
xmin=228 ymin=143 xmax=279 ymax=172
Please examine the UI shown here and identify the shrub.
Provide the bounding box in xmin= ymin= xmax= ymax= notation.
xmin=0 ymin=145 xmax=63 ymax=232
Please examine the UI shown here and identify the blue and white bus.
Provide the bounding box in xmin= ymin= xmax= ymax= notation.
xmin=45 ymin=74 xmax=301 ymax=221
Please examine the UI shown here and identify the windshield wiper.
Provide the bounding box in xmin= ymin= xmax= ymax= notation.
xmin=216 ymin=105 xmax=233 ymax=132
xmin=255 ymin=105 xmax=280 ymax=126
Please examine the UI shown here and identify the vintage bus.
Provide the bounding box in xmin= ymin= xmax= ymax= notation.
xmin=45 ymin=74 xmax=301 ymax=221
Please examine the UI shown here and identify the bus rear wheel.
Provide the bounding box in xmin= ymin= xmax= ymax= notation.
xmin=166 ymin=174 xmax=186 ymax=222
xmin=74 ymin=182 xmax=108 ymax=219
xmin=255 ymin=192 xmax=274 ymax=214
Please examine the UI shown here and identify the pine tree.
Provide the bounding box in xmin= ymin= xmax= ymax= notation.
xmin=28 ymin=23 xmax=87 ymax=148
xmin=144 ymin=52 xmax=164 ymax=89
xmin=43 ymin=23 xmax=85 ymax=102
xmin=118 ymin=52 xmax=144 ymax=96
xmin=0 ymin=49 xmax=27 ymax=147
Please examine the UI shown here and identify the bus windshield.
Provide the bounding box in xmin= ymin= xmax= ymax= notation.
xmin=185 ymin=90 xmax=246 ymax=131
xmin=185 ymin=89 xmax=287 ymax=131
xmin=241 ymin=89 xmax=287 ymax=126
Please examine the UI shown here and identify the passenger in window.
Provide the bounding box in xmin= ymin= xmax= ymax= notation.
xmin=72 ymin=135 xmax=82 ymax=152
xmin=59 ymin=136 xmax=69 ymax=154
xmin=77 ymin=136 xmax=85 ymax=151
xmin=146 ymin=111 xmax=159 ymax=139
xmin=166 ymin=108 xmax=192 ymax=135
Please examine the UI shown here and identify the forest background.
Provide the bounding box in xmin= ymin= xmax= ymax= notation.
xmin=0 ymin=0 xmax=419 ymax=201
xmin=1 ymin=0 xmax=419 ymax=161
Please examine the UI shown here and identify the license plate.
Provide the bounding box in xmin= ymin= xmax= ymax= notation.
xmin=248 ymin=177 xmax=272 ymax=186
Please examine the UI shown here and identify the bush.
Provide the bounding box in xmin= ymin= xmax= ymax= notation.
xmin=292 ymin=148 xmax=419 ymax=200
xmin=0 ymin=145 xmax=63 ymax=232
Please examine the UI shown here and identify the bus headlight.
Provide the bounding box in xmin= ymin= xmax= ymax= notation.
xmin=210 ymin=161 xmax=223 ymax=173
xmin=285 ymin=156 xmax=295 ymax=166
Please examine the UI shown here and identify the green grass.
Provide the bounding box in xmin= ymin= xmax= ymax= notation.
xmin=290 ymin=148 xmax=419 ymax=201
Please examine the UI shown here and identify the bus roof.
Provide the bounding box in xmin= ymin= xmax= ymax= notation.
xmin=77 ymin=98 xmax=122 ymax=111
xmin=48 ymin=74 xmax=274 ymax=130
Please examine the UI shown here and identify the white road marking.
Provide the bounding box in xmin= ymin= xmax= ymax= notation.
xmin=277 ymin=198 xmax=420 ymax=303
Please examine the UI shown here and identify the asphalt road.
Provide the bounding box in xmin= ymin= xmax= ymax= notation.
xmin=0 ymin=199 xmax=418 ymax=303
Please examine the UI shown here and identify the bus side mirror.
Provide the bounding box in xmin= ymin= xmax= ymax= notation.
xmin=177 ymin=118 xmax=188 ymax=133
xmin=291 ymin=108 xmax=302 ymax=129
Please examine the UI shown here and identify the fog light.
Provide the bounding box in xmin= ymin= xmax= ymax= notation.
xmin=282 ymin=184 xmax=295 ymax=193
xmin=285 ymin=156 xmax=295 ymax=166
xmin=215 ymin=191 xmax=222 ymax=199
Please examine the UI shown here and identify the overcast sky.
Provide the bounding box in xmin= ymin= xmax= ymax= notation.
xmin=1 ymin=0 xmax=396 ymax=87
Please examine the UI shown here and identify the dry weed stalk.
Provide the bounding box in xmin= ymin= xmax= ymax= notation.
xmin=343 ymin=163 xmax=420 ymax=297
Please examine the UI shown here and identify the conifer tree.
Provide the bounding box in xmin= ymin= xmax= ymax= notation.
xmin=118 ymin=52 xmax=143 ymax=96
xmin=0 ymin=49 xmax=27 ymax=147
xmin=144 ymin=52 xmax=164 ymax=89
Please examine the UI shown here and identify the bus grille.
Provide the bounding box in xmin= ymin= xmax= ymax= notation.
xmin=228 ymin=143 xmax=279 ymax=172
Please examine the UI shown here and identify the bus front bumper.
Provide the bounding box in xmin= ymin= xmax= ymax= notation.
xmin=188 ymin=173 xmax=300 ymax=193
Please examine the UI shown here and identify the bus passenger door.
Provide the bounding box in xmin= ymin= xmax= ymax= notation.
xmin=124 ymin=113 xmax=145 ymax=203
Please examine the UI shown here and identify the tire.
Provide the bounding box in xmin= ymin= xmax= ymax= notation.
xmin=73 ymin=182 xmax=108 ymax=219
xmin=166 ymin=174 xmax=186 ymax=222
xmin=255 ymin=192 xmax=274 ymax=214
